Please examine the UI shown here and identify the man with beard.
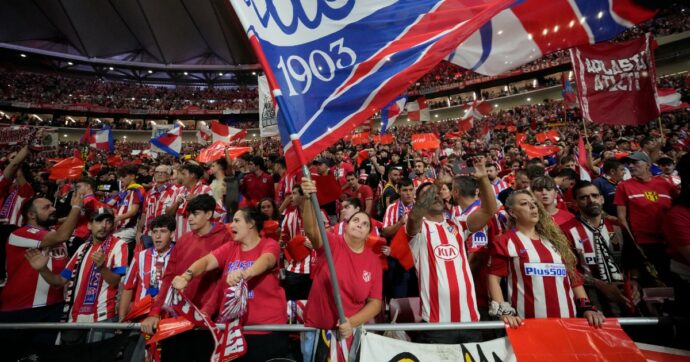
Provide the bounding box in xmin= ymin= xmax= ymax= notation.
xmin=561 ymin=181 xmax=644 ymax=316
xmin=25 ymin=207 xmax=128 ymax=344
xmin=0 ymin=193 xmax=84 ymax=359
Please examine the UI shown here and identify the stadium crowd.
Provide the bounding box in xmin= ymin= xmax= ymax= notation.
xmin=0 ymin=69 xmax=688 ymax=360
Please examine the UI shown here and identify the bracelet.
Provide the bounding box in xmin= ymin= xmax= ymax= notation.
xmin=575 ymin=298 xmax=598 ymax=317
xmin=184 ymin=269 xmax=194 ymax=280
xmin=71 ymin=205 xmax=82 ymax=210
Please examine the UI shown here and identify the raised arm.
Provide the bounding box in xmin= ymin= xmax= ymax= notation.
xmin=171 ymin=253 xmax=220 ymax=290
xmin=406 ymin=185 xmax=436 ymax=238
xmin=40 ymin=191 xmax=85 ymax=247
xmin=300 ymin=179 xmax=323 ymax=250
xmin=466 ymin=157 xmax=498 ymax=233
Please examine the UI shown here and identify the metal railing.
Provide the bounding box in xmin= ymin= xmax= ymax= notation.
xmin=0 ymin=317 xmax=660 ymax=332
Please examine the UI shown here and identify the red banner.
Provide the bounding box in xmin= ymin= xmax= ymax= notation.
xmin=570 ymin=34 xmax=659 ymax=125
xmin=373 ymin=134 xmax=394 ymax=145
xmin=520 ymin=143 xmax=560 ymax=158
xmin=351 ymin=132 xmax=371 ymax=145
xmin=411 ymin=133 xmax=440 ymax=151
xmin=535 ymin=130 xmax=560 ymax=144
xmin=507 ymin=319 xmax=646 ymax=362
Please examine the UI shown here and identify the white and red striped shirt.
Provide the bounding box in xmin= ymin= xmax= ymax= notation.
xmin=383 ymin=200 xmax=414 ymax=228
xmin=489 ymin=230 xmax=579 ymax=319
xmin=0 ymin=182 xmax=33 ymax=226
xmin=0 ymin=226 xmax=68 ymax=311
xmin=561 ymin=218 xmax=624 ymax=283
xmin=175 ymin=181 xmax=214 ymax=240
xmin=276 ymin=173 xmax=296 ymax=205
xmin=442 ymin=205 xmax=462 ymax=221
xmin=491 ymin=178 xmax=509 ymax=197
xmin=280 ymin=208 xmax=329 ymax=274
xmin=60 ymin=235 xmax=128 ymax=322
xmin=112 ymin=184 xmax=145 ymax=230
xmin=123 ymin=246 xmax=173 ymax=302
xmin=409 ymin=218 xmax=479 ymax=323
xmin=412 ymin=176 xmax=435 ymax=190
xmin=141 ymin=183 xmax=174 ymax=235
xmin=456 ymin=200 xmax=492 ymax=253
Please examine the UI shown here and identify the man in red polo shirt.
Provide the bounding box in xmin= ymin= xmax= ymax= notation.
xmin=615 ymin=152 xmax=675 ymax=282
xmin=342 ymin=172 xmax=374 ymax=215
xmin=240 ymin=156 xmax=274 ymax=206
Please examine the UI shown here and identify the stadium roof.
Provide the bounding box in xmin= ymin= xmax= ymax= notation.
xmin=0 ymin=0 xmax=260 ymax=83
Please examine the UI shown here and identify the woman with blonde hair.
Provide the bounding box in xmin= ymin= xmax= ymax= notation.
xmin=487 ymin=189 xmax=605 ymax=328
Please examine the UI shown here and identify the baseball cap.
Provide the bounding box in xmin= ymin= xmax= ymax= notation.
xmin=621 ymin=152 xmax=651 ymax=164
xmin=90 ymin=207 xmax=115 ymax=221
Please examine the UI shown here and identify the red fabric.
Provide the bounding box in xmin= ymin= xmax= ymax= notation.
xmin=286 ymin=235 xmax=311 ymax=262
xmin=304 ymin=233 xmax=382 ymax=329
xmin=351 ymin=133 xmax=370 ymax=145
xmin=552 ymin=209 xmax=576 ymax=227
xmin=312 ymin=175 xmax=342 ymax=206
xmin=107 ymin=155 xmax=123 ymax=167
xmin=342 ymin=184 xmax=374 ymax=211
xmin=614 ymin=177 xmax=674 ymax=244
xmin=411 ymin=133 xmax=440 ymax=151
xmin=372 ymin=134 xmax=394 ymax=144
xmin=150 ymin=224 xmax=232 ymax=317
xmin=520 ymin=144 xmax=560 ymax=158
xmin=240 ymin=171 xmax=275 ymax=206
xmin=389 ymin=226 xmax=414 ymax=270
xmin=197 ymin=141 xmax=251 ymax=163
xmin=535 ymin=130 xmax=559 ymax=143
xmin=571 ymin=34 xmax=659 ymax=125
xmin=49 ymin=157 xmax=84 ymax=180
xmin=515 ymin=133 xmax=526 ymax=146
xmin=507 ymin=319 xmax=647 ymax=362
xmin=356 ymin=150 xmax=370 ymax=167
xmin=205 ymin=239 xmax=286 ymax=331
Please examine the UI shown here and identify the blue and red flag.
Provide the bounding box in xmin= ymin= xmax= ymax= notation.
xmin=230 ymin=0 xmax=515 ymax=173
xmin=562 ymin=72 xmax=578 ymax=108
xmin=150 ymin=126 xmax=182 ymax=158
xmin=447 ymin=0 xmax=656 ymax=75
xmin=380 ymin=96 xmax=407 ymax=135
xmin=80 ymin=126 xmax=113 ymax=152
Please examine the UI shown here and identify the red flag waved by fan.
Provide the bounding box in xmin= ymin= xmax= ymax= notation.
xmin=49 ymin=157 xmax=84 ymax=180
xmin=411 ymin=133 xmax=440 ymax=151
xmin=520 ymin=144 xmax=560 ymax=159
xmin=197 ymin=141 xmax=251 ymax=164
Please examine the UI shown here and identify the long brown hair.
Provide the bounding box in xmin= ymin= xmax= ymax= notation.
xmin=505 ymin=189 xmax=577 ymax=278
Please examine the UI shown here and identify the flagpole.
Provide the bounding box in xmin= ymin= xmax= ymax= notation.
xmin=657 ymin=117 xmax=664 ymax=143
xmin=271 ymin=89 xmax=348 ymax=328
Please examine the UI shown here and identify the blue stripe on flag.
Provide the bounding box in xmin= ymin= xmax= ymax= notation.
xmin=573 ymin=0 xmax=627 ymax=43
xmin=469 ymin=21 xmax=493 ymax=71
xmin=150 ymin=138 xmax=181 ymax=158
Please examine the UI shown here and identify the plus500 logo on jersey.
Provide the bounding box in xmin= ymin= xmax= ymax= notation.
xmin=524 ymin=263 xmax=567 ymax=277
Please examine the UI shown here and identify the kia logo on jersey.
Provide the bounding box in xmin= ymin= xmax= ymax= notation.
xmin=434 ymin=244 xmax=459 ymax=260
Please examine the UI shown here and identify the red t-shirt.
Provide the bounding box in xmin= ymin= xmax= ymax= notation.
xmin=552 ymin=209 xmax=575 ymax=227
xmin=203 ymin=238 xmax=286 ymax=332
xmin=342 ymin=185 xmax=374 ymax=211
xmin=663 ymin=205 xmax=690 ymax=262
xmin=614 ymin=177 xmax=674 ymax=244
xmin=304 ymin=233 xmax=382 ymax=329
xmin=240 ymin=171 xmax=275 ymax=205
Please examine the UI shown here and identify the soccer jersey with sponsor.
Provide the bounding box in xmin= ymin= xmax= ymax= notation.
xmin=276 ymin=173 xmax=296 ymax=206
xmin=0 ymin=226 xmax=68 ymax=311
xmin=141 ymin=183 xmax=173 ymax=235
xmin=59 ymin=235 xmax=128 ymax=322
xmin=112 ymin=184 xmax=145 ymax=230
xmin=613 ymin=177 xmax=674 ymax=244
xmin=489 ymin=230 xmax=579 ymax=319
xmin=0 ymin=182 xmax=34 ymax=226
xmin=175 ymin=181 xmax=214 ymax=240
xmin=409 ymin=219 xmax=479 ymax=323
xmin=383 ymin=200 xmax=414 ymax=228
xmin=280 ymin=208 xmax=329 ymax=274
xmin=123 ymin=246 xmax=173 ymax=302
xmin=456 ymin=200 xmax=492 ymax=253
xmin=561 ymin=218 xmax=624 ymax=283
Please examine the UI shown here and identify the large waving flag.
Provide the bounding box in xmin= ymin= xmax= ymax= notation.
xmin=211 ymin=121 xmax=247 ymax=143
xmin=657 ymin=88 xmax=689 ymax=113
xmin=150 ymin=126 xmax=182 ymax=158
xmin=230 ymin=0 xmax=515 ymax=173
xmin=406 ymin=97 xmax=430 ymax=122
xmin=380 ymin=96 xmax=407 ymax=134
xmin=81 ymin=126 xmax=113 ymax=152
xmin=447 ymin=0 xmax=656 ymax=75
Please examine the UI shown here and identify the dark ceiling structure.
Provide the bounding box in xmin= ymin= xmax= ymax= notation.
xmin=0 ymin=0 xmax=260 ymax=85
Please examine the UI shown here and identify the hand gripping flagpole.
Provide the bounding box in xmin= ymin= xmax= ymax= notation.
xmin=271 ymin=88 xmax=348 ymax=328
